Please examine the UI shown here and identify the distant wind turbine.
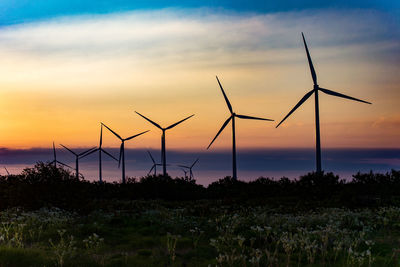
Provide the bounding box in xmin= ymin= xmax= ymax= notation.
xmin=181 ymin=168 xmax=188 ymax=179
xmin=80 ymin=124 xmax=118 ymax=183
xmin=101 ymin=123 xmax=149 ymax=183
xmin=60 ymin=144 xmax=97 ymax=179
xmin=135 ymin=111 xmax=194 ymax=176
xmin=276 ymin=33 xmax=371 ymax=173
xmin=178 ymin=158 xmax=199 ymax=179
xmin=4 ymin=167 xmax=10 ymax=175
xmin=147 ymin=150 xmax=164 ymax=176
xmin=51 ymin=142 xmax=72 ymax=169
xmin=207 ymin=76 xmax=274 ymax=180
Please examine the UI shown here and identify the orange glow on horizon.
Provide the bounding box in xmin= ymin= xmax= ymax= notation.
xmin=0 ymin=9 xmax=398 ymax=150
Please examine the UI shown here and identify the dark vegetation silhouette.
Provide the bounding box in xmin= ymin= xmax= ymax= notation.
xmin=276 ymin=33 xmax=371 ymax=173
xmin=0 ymin=162 xmax=399 ymax=213
xmin=207 ymin=76 xmax=274 ymax=180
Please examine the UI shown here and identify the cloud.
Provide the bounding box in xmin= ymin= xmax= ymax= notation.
xmin=0 ymin=8 xmax=398 ymax=149
xmin=0 ymin=8 xmax=398 ymax=66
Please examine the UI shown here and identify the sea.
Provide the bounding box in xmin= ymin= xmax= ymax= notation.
xmin=0 ymin=148 xmax=399 ymax=186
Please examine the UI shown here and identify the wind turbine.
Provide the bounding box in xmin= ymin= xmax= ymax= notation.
xmin=276 ymin=33 xmax=371 ymax=173
xmin=180 ymin=168 xmax=188 ymax=179
xmin=178 ymin=158 xmax=199 ymax=179
xmin=79 ymin=124 xmax=118 ymax=183
xmin=101 ymin=123 xmax=149 ymax=184
xmin=207 ymin=76 xmax=274 ymax=180
xmin=135 ymin=111 xmax=194 ymax=176
xmin=50 ymin=141 xmax=72 ymax=169
xmin=4 ymin=167 xmax=10 ymax=175
xmin=60 ymin=144 xmax=97 ymax=179
xmin=147 ymin=150 xmax=163 ymax=176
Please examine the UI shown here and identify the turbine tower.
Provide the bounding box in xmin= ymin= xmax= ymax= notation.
xmin=208 ymin=76 xmax=274 ymax=180
xmin=60 ymin=144 xmax=96 ymax=179
xmin=101 ymin=123 xmax=149 ymax=183
xmin=147 ymin=150 xmax=163 ymax=176
xmin=178 ymin=158 xmax=199 ymax=179
xmin=135 ymin=111 xmax=194 ymax=176
xmin=50 ymin=141 xmax=72 ymax=169
xmin=80 ymin=124 xmax=118 ymax=183
xmin=276 ymin=33 xmax=371 ymax=173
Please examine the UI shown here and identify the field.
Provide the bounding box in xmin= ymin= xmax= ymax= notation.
xmin=1 ymin=201 xmax=400 ymax=266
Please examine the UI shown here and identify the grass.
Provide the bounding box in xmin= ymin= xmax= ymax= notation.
xmin=0 ymin=202 xmax=400 ymax=266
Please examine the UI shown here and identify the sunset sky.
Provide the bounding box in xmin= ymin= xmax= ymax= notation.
xmin=0 ymin=0 xmax=399 ymax=151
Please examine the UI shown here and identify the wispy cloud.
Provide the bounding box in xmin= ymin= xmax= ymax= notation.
xmin=0 ymin=8 xmax=398 ymax=149
xmin=0 ymin=9 xmax=398 ymax=64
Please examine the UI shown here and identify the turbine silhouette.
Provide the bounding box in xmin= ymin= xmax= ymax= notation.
xmin=147 ymin=150 xmax=164 ymax=176
xmin=60 ymin=144 xmax=97 ymax=179
xmin=101 ymin=122 xmax=149 ymax=183
xmin=80 ymin=124 xmax=118 ymax=183
xmin=135 ymin=111 xmax=194 ymax=176
xmin=180 ymin=168 xmax=188 ymax=179
xmin=207 ymin=76 xmax=274 ymax=180
xmin=178 ymin=158 xmax=199 ymax=179
xmin=276 ymin=33 xmax=371 ymax=173
xmin=4 ymin=167 xmax=10 ymax=175
xmin=50 ymin=141 xmax=72 ymax=169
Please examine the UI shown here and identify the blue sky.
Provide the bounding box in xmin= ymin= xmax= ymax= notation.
xmin=0 ymin=0 xmax=399 ymax=26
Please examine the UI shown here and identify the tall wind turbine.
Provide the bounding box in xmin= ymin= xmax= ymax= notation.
xmin=51 ymin=142 xmax=72 ymax=169
xmin=60 ymin=144 xmax=96 ymax=179
xmin=135 ymin=112 xmax=194 ymax=176
xmin=276 ymin=33 xmax=371 ymax=173
xmin=207 ymin=76 xmax=274 ymax=180
xmin=147 ymin=150 xmax=163 ymax=176
xmin=101 ymin=123 xmax=149 ymax=184
xmin=178 ymin=158 xmax=199 ymax=179
xmin=80 ymin=124 xmax=118 ymax=183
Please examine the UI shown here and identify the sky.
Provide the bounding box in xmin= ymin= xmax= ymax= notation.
xmin=0 ymin=0 xmax=399 ymax=153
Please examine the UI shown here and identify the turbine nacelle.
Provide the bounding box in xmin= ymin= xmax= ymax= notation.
xmin=136 ymin=111 xmax=194 ymax=176
xmin=208 ymin=76 xmax=274 ymax=179
xmin=276 ymin=32 xmax=371 ymax=173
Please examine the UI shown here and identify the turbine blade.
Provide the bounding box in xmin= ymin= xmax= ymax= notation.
xmin=80 ymin=148 xmax=99 ymax=158
xmin=191 ymin=158 xmax=199 ymax=168
xmin=319 ymin=87 xmax=371 ymax=104
xmin=124 ymin=130 xmax=150 ymax=141
xmin=101 ymin=148 xmax=118 ymax=161
xmin=216 ymin=76 xmax=233 ymax=114
xmin=135 ymin=111 xmax=163 ymax=130
xmin=207 ymin=116 xmax=232 ymax=149
xmin=302 ymin=32 xmax=317 ymax=85
xmin=165 ymin=114 xmax=195 ymax=130
xmin=177 ymin=165 xmax=189 ymax=168
xmin=4 ymin=167 xmax=10 ymax=175
xmin=53 ymin=141 xmax=56 ymax=159
xmin=118 ymin=143 xmax=123 ymax=168
xmin=60 ymin=144 xmax=77 ymax=156
xmin=100 ymin=124 xmax=103 ymax=146
xmin=56 ymin=160 xmax=73 ymax=169
xmin=236 ymin=114 xmax=274 ymax=121
xmin=276 ymin=89 xmax=314 ymax=128
xmin=148 ymin=165 xmax=155 ymax=176
xmin=101 ymin=123 xmax=122 ymax=140
xmin=78 ymin=147 xmax=97 ymax=156
xmin=147 ymin=150 xmax=156 ymax=164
